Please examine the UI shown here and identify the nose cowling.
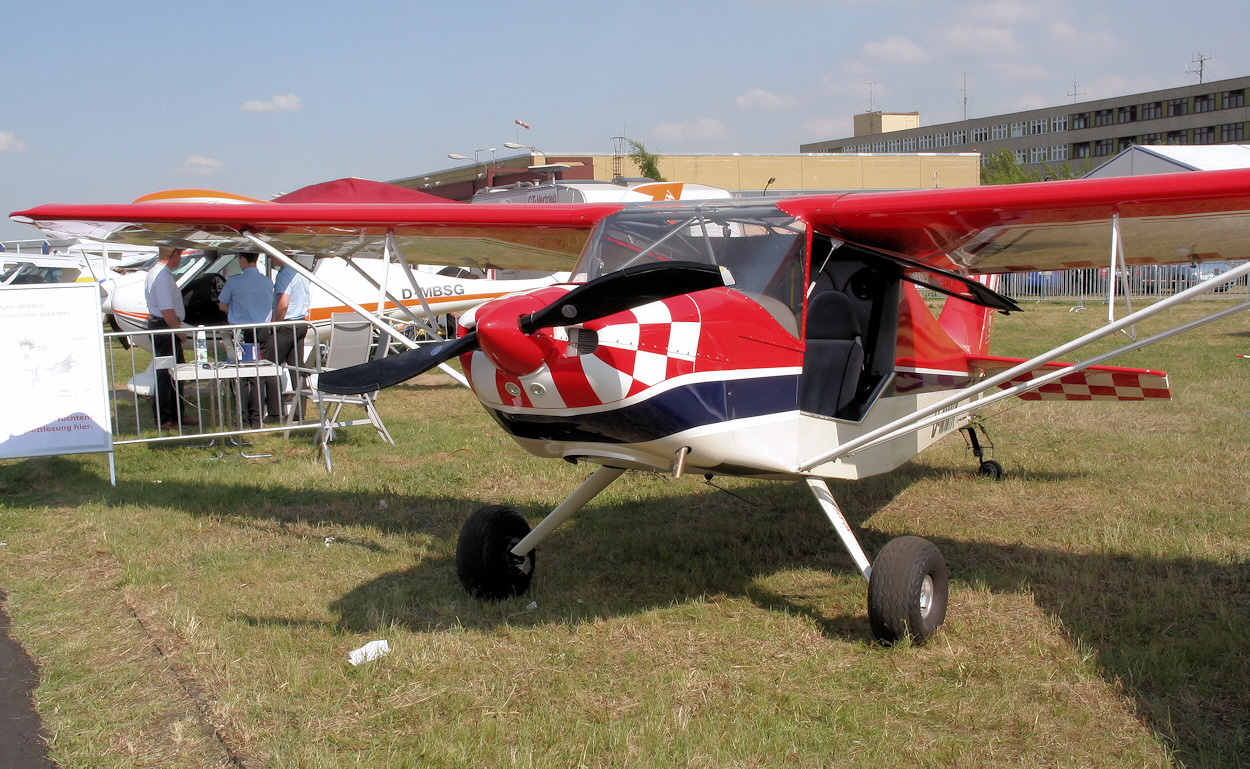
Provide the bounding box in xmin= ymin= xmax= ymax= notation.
xmin=474 ymin=292 xmax=555 ymax=377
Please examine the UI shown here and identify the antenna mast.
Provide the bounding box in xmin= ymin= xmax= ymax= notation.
xmin=1187 ymin=52 xmax=1211 ymax=83
xmin=1066 ymin=73 xmax=1085 ymax=104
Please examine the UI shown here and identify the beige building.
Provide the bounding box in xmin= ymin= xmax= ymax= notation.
xmin=390 ymin=150 xmax=980 ymax=201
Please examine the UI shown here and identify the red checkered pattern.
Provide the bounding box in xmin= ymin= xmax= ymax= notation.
xmin=588 ymin=297 xmax=702 ymax=401
xmin=1005 ymin=369 xmax=1171 ymax=401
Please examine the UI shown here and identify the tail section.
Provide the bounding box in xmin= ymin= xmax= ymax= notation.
xmin=937 ymin=275 xmax=998 ymax=356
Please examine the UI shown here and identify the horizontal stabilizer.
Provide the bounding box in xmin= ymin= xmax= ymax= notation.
xmin=971 ymin=355 xmax=1171 ymax=401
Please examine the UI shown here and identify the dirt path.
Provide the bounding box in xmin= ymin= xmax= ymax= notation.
xmin=0 ymin=591 xmax=57 ymax=768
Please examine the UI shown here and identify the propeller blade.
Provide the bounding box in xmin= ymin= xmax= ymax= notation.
xmin=520 ymin=261 xmax=725 ymax=332
xmin=318 ymin=262 xmax=725 ymax=394
xmin=316 ymin=332 xmax=479 ymax=394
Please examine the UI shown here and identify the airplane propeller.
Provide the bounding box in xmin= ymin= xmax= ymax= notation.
xmin=316 ymin=261 xmax=726 ymax=395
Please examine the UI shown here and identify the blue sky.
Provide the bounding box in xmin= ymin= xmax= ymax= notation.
xmin=4 ymin=0 xmax=1248 ymax=240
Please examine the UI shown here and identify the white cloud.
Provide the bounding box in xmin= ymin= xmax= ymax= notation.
xmin=1045 ymin=21 xmax=1125 ymax=59
xmin=930 ymin=25 xmax=1020 ymax=59
xmin=178 ymin=155 xmax=223 ymax=175
xmin=241 ymin=94 xmax=302 ymax=113
xmin=862 ymin=35 xmax=929 ymax=64
xmin=653 ymin=118 xmax=730 ymax=143
xmin=0 ymin=131 xmax=28 ymax=152
xmin=735 ymin=88 xmax=802 ymax=111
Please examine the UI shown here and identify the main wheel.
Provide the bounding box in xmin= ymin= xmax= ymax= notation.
xmin=867 ymin=535 xmax=948 ymax=644
xmin=456 ymin=505 xmax=535 ymax=600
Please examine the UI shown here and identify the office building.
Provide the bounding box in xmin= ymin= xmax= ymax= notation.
xmin=800 ymin=75 xmax=1250 ymax=172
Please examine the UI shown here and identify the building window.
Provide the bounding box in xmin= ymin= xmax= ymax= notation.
xmin=1013 ymin=149 xmax=1027 ymax=164
xmin=1029 ymin=118 xmax=1048 ymax=135
xmin=992 ymin=124 xmax=1008 ymax=140
xmin=1071 ymin=112 xmax=1089 ymax=129
xmin=1140 ymin=133 xmax=1163 ymax=144
xmin=1118 ymin=105 xmax=1137 ymax=123
xmin=1094 ymin=138 xmax=1114 ymax=156
xmin=1194 ymin=94 xmax=1216 ymax=113
xmin=1010 ymin=122 xmax=1026 ymax=138
xmin=1167 ymin=98 xmax=1189 ymax=117
xmin=872 ymin=141 xmax=886 ymax=152
xmin=952 ymin=129 xmax=967 ymax=145
xmin=972 ymin=126 xmax=990 ymax=143
xmin=934 ymin=132 xmax=950 ymax=148
xmin=1223 ymin=90 xmax=1245 ymax=109
xmin=1050 ymin=145 xmax=1069 ymax=162
xmin=1167 ymin=130 xmax=1188 ymax=144
xmin=1118 ymin=137 xmax=1135 ymax=152
xmin=1030 ymin=146 xmax=1048 ymax=163
xmin=1051 ymin=115 xmax=1068 ymax=132
xmin=1141 ymin=102 xmax=1162 ymax=120
xmin=1072 ymin=142 xmax=1091 ymax=159
xmin=1192 ymin=126 xmax=1215 ymax=144
xmin=902 ymin=136 xmax=917 ymax=152
xmin=1094 ymin=109 xmax=1114 ymax=127
xmin=1221 ymin=123 xmax=1245 ymax=142
xmin=918 ymin=135 xmax=933 ymax=150
xmin=887 ymin=138 xmax=901 ymax=152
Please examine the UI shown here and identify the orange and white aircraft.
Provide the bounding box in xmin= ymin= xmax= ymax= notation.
xmin=98 ymin=181 xmax=566 ymax=350
xmin=14 ymin=167 xmax=1250 ymax=643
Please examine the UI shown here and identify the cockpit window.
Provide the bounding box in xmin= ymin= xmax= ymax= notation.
xmin=574 ymin=203 xmax=806 ymax=324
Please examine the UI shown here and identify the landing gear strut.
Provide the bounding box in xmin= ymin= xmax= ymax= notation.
xmin=805 ymin=477 xmax=948 ymax=644
xmin=456 ymin=467 xmax=949 ymax=645
xmin=962 ymin=423 xmax=1004 ymax=481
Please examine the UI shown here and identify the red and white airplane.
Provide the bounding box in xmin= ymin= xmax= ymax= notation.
xmin=13 ymin=168 xmax=1250 ymax=643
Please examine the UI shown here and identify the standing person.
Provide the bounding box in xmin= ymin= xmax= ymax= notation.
xmin=145 ymin=246 xmax=197 ymax=429
xmin=218 ymin=252 xmax=274 ymax=428
xmin=265 ymin=260 xmax=313 ymax=422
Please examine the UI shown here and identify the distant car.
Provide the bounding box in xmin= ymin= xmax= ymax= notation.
xmin=1192 ymin=261 xmax=1245 ymax=292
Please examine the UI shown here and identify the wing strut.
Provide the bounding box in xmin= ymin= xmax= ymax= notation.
xmin=798 ymin=259 xmax=1250 ymax=473
xmin=1107 ymin=211 xmax=1137 ymax=339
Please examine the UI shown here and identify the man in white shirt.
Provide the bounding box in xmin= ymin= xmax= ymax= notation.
xmin=145 ymin=246 xmax=197 ymax=429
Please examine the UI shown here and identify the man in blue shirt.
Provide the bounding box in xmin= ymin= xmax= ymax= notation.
xmin=218 ymin=253 xmax=274 ymax=428
xmin=265 ymin=262 xmax=313 ymax=422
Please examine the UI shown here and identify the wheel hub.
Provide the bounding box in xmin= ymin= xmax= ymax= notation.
xmin=918 ymin=575 xmax=934 ymax=618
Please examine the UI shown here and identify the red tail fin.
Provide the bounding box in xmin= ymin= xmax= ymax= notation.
xmin=937 ymin=275 xmax=998 ymax=356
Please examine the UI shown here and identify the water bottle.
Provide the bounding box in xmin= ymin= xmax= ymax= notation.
xmin=194 ymin=327 xmax=209 ymax=366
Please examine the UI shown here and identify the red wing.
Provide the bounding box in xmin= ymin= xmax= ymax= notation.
xmin=971 ymin=355 xmax=1171 ymax=401
xmin=10 ymin=202 xmax=623 ymax=273
xmin=779 ymin=168 xmax=1250 ymax=274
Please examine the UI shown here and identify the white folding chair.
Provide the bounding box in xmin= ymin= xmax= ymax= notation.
xmin=301 ymin=313 xmax=395 ymax=470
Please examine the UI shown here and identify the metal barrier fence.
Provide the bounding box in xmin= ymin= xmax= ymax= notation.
xmin=105 ymin=320 xmax=325 ymax=456
xmin=994 ymin=264 xmax=1250 ymax=304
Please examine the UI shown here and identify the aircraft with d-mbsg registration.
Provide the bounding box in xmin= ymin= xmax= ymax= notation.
xmin=13 ymin=167 xmax=1250 ymax=644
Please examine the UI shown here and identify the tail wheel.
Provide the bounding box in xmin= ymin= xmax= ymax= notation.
xmin=978 ymin=459 xmax=1004 ymax=481
xmin=456 ymin=505 xmax=535 ymax=600
xmin=867 ymin=535 xmax=948 ymax=644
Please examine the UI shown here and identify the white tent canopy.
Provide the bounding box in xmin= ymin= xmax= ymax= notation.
xmin=1085 ymin=144 xmax=1250 ymax=178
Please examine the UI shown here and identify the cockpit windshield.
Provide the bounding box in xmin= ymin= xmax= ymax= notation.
xmin=573 ymin=202 xmax=807 ymax=324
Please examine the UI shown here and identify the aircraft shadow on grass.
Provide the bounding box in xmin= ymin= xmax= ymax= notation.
xmin=5 ymin=455 xmax=1246 ymax=764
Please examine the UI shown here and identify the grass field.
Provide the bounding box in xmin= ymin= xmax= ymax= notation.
xmin=2 ymin=300 xmax=1248 ymax=767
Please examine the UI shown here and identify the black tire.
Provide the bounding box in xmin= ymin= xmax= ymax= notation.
xmin=978 ymin=459 xmax=1004 ymax=481
xmin=867 ymin=535 xmax=948 ymax=644
xmin=456 ymin=505 xmax=535 ymax=600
